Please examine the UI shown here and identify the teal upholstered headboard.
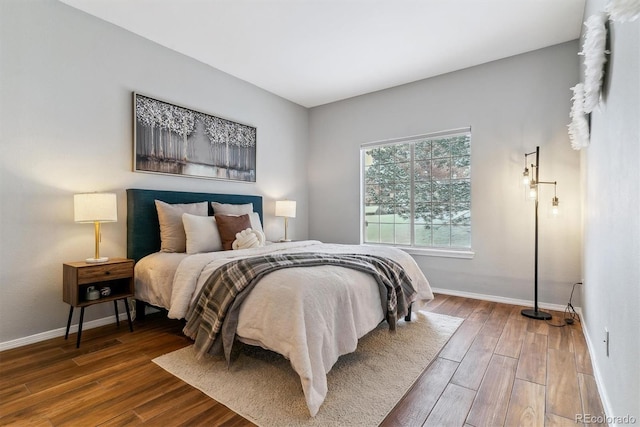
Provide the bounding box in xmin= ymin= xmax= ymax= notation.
xmin=126 ymin=188 xmax=263 ymax=262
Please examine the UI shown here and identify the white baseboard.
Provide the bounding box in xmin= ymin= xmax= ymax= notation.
xmin=430 ymin=287 xmax=571 ymax=313
xmin=0 ymin=310 xmax=135 ymax=352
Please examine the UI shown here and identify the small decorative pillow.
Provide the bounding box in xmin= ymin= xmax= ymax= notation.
xmin=232 ymin=228 xmax=266 ymax=250
xmin=182 ymin=213 xmax=223 ymax=254
xmin=215 ymin=214 xmax=252 ymax=250
xmin=211 ymin=201 xmax=264 ymax=235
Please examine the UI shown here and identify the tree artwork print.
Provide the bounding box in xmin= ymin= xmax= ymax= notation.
xmin=134 ymin=93 xmax=256 ymax=182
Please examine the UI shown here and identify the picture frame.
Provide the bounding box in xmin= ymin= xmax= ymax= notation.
xmin=133 ymin=93 xmax=256 ymax=182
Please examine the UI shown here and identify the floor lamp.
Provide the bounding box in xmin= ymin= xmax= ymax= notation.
xmin=521 ymin=146 xmax=559 ymax=320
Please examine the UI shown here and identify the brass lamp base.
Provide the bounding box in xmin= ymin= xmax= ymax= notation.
xmin=87 ymin=221 xmax=109 ymax=263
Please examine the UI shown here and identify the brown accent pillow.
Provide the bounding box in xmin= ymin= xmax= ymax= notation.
xmin=215 ymin=214 xmax=252 ymax=250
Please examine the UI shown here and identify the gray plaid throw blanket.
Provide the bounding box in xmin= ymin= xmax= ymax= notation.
xmin=183 ymin=252 xmax=416 ymax=361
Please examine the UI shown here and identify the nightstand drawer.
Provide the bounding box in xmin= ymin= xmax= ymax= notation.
xmin=76 ymin=261 xmax=133 ymax=284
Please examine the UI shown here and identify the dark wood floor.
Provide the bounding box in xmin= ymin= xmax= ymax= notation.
xmin=0 ymin=294 xmax=606 ymax=426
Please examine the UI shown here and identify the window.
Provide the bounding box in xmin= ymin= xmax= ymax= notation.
xmin=361 ymin=128 xmax=471 ymax=251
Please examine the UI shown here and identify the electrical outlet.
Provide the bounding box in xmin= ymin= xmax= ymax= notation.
xmin=604 ymin=328 xmax=609 ymax=357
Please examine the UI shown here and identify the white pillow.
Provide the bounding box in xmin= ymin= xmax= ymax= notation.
xmin=182 ymin=213 xmax=223 ymax=254
xmin=211 ymin=202 xmax=253 ymax=216
xmin=248 ymin=212 xmax=264 ymax=235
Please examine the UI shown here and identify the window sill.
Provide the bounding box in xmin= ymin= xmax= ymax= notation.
xmin=362 ymin=243 xmax=474 ymax=259
xmin=401 ymin=247 xmax=475 ymax=259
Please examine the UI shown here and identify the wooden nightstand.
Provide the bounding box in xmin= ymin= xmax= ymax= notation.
xmin=63 ymin=258 xmax=134 ymax=348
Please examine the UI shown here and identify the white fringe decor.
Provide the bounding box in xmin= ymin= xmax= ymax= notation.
xmin=579 ymin=13 xmax=609 ymax=113
xmin=606 ymin=0 xmax=640 ymax=22
xmin=568 ymin=83 xmax=590 ymax=150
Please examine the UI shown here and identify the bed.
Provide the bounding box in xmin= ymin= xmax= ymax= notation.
xmin=127 ymin=188 xmax=434 ymax=416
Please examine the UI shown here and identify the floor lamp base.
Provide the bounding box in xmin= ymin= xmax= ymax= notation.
xmin=521 ymin=309 xmax=552 ymax=320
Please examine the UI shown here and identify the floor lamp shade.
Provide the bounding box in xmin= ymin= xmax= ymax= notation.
xmin=275 ymin=200 xmax=296 ymax=242
xmin=74 ymin=193 xmax=117 ymax=263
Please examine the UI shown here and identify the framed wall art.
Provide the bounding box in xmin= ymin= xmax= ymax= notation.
xmin=133 ymin=93 xmax=256 ymax=182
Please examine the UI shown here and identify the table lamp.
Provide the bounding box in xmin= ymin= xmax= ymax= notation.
xmin=74 ymin=192 xmax=117 ymax=263
xmin=275 ymin=200 xmax=296 ymax=242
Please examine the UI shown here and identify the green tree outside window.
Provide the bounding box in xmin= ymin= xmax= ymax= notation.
xmin=363 ymin=131 xmax=471 ymax=248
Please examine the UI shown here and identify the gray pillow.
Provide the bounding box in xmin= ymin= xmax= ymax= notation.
xmin=211 ymin=202 xmax=253 ymax=216
xmin=155 ymin=200 xmax=208 ymax=252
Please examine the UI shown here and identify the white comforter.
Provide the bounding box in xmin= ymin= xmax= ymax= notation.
xmin=138 ymin=241 xmax=433 ymax=416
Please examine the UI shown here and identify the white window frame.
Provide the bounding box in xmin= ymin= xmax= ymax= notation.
xmin=360 ymin=127 xmax=474 ymax=259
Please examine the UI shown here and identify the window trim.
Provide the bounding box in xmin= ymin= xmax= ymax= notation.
xmin=362 ymin=243 xmax=475 ymax=259
xmin=360 ymin=127 xmax=472 ymax=253
xmin=360 ymin=127 xmax=471 ymax=149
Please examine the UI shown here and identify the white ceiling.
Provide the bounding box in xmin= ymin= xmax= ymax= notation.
xmin=59 ymin=0 xmax=586 ymax=107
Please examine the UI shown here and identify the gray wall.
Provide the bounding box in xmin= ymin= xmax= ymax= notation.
xmin=0 ymin=0 xmax=309 ymax=344
xmin=308 ymin=42 xmax=582 ymax=306
xmin=3 ymin=0 xmax=636 ymax=416
xmin=580 ymin=0 xmax=640 ymax=420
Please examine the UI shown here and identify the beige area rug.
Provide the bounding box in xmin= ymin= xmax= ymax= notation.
xmin=153 ymin=311 xmax=462 ymax=426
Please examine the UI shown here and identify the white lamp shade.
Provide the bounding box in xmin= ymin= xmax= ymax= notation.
xmin=275 ymin=200 xmax=296 ymax=218
xmin=74 ymin=193 xmax=118 ymax=223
